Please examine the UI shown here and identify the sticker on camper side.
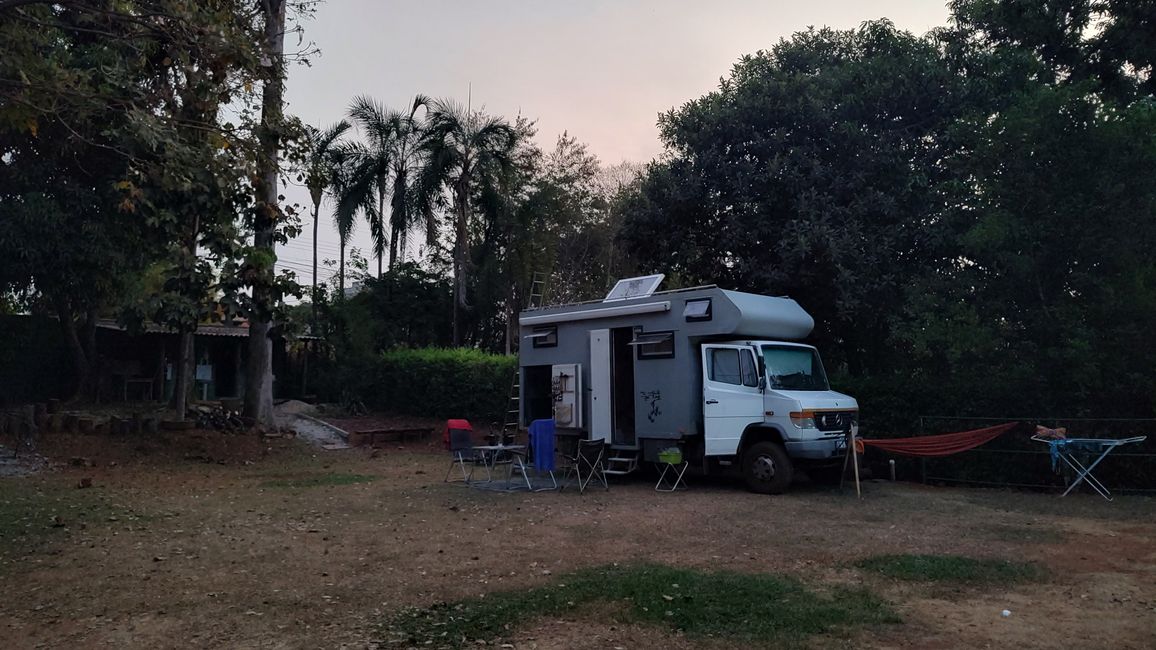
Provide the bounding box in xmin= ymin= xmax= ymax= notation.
xmin=640 ymin=390 xmax=663 ymax=423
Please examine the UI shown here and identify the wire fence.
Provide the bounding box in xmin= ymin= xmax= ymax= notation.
xmin=864 ymin=416 xmax=1156 ymax=495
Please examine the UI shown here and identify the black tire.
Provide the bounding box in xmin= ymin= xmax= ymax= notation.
xmin=742 ymin=441 xmax=793 ymax=494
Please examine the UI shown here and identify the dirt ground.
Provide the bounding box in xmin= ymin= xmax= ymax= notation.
xmin=1 ymin=428 xmax=1154 ymax=650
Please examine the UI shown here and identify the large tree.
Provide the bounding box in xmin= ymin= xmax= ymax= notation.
xmin=619 ymin=20 xmax=967 ymax=373
xmin=898 ymin=0 xmax=1156 ymax=416
xmin=0 ymin=0 xmax=267 ymax=402
xmin=243 ymin=0 xmax=287 ymax=426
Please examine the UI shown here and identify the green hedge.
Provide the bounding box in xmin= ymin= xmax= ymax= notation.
xmin=326 ymin=348 xmax=517 ymax=421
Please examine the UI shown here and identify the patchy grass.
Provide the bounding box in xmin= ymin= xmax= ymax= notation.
xmin=0 ymin=480 xmax=147 ymax=573
xmin=381 ymin=563 xmax=897 ymax=649
xmin=983 ymin=523 xmax=1065 ymax=544
xmin=259 ymin=472 xmax=377 ymax=488
xmin=856 ymin=554 xmax=1042 ymax=585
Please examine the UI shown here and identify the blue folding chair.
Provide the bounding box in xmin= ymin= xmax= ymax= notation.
xmin=507 ymin=419 xmax=558 ymax=491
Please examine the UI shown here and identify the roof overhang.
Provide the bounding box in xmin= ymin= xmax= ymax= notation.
xmin=518 ymin=300 xmax=671 ymax=326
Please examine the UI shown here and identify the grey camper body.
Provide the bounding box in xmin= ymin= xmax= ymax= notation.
xmin=517 ymin=284 xmax=859 ymax=493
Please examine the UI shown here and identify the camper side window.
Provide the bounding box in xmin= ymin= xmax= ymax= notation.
xmin=683 ymin=298 xmax=712 ymax=322
xmin=635 ymin=330 xmax=675 ymax=359
xmin=530 ymin=326 xmax=557 ymax=348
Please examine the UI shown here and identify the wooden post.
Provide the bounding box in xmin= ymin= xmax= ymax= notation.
xmin=840 ymin=429 xmax=852 ymax=491
xmin=851 ymin=429 xmax=862 ymax=499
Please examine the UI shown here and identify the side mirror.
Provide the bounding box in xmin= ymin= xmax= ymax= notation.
xmin=758 ymin=376 xmax=767 ymax=391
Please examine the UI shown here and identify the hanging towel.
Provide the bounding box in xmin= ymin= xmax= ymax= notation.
xmin=530 ymin=418 xmax=556 ymax=471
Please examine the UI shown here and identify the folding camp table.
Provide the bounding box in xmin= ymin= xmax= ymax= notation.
xmin=1031 ymin=434 xmax=1147 ymax=501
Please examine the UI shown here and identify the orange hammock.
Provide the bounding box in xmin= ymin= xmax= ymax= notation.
xmin=854 ymin=422 xmax=1019 ymax=457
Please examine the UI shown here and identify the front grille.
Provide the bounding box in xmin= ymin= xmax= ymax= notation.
xmin=815 ymin=411 xmax=856 ymax=432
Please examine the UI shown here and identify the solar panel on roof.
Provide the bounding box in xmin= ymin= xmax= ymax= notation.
xmin=603 ymin=274 xmax=664 ymax=302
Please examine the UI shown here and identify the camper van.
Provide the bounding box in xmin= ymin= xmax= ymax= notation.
xmin=517 ymin=276 xmax=858 ymax=494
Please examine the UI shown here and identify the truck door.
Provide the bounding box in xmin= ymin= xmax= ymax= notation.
xmin=702 ymin=344 xmax=763 ymax=456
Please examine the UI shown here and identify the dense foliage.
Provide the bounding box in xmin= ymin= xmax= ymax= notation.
xmin=4 ymin=0 xmax=1154 ymax=441
xmin=0 ymin=0 xmax=306 ymax=418
xmin=618 ymin=4 xmax=1156 ymax=424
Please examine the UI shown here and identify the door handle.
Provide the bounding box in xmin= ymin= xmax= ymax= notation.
xmin=705 ymin=399 xmax=719 ymax=404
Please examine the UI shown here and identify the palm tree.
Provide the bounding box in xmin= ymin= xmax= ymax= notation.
xmin=384 ymin=95 xmax=428 ymax=267
xmin=416 ymin=99 xmax=517 ymax=345
xmin=328 ymin=142 xmax=372 ymax=297
xmin=346 ymin=96 xmax=399 ymax=278
xmin=345 ymin=95 xmax=432 ymax=274
xmin=303 ymin=120 xmax=350 ymax=324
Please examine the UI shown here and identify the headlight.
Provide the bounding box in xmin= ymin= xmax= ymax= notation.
xmin=789 ymin=410 xmax=816 ymax=429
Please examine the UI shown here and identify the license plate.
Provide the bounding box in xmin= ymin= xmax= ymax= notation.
xmin=833 ymin=437 xmax=847 ymax=451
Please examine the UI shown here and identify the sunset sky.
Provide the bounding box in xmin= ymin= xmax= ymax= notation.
xmin=277 ymin=0 xmax=952 ymax=287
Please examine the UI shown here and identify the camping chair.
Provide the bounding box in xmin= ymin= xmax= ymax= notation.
xmin=445 ymin=427 xmax=484 ymax=484
xmin=560 ymin=439 xmax=608 ymax=494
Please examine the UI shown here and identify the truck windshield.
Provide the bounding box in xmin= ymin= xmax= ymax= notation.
xmin=761 ymin=345 xmax=830 ymax=391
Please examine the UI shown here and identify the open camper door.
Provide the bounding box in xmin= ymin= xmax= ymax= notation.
xmin=702 ymin=344 xmax=764 ymax=455
xmin=551 ymin=363 xmax=582 ymax=429
xmin=588 ymin=330 xmax=611 ymax=442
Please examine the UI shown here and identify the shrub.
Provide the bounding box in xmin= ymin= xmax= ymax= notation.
xmin=327 ymin=347 xmax=517 ymax=421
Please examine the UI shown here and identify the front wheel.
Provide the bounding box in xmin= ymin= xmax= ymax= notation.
xmin=742 ymin=441 xmax=793 ymax=494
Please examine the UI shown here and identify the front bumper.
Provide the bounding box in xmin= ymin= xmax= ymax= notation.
xmin=785 ymin=435 xmax=847 ymax=460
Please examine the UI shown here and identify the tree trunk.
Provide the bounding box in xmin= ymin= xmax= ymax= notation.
xmin=56 ymin=298 xmax=93 ymax=402
xmin=174 ymin=330 xmax=194 ymax=419
xmin=339 ymin=238 xmax=346 ymax=299
xmin=377 ymin=183 xmax=386 ymax=278
xmin=388 ymin=224 xmax=398 ymax=270
xmin=452 ymin=251 xmax=460 ymax=346
xmin=394 ymin=169 xmax=408 ymax=267
xmin=80 ymin=309 xmax=97 ymax=396
xmin=311 ymin=200 xmax=320 ymax=331
xmin=243 ymin=0 xmax=285 ymax=427
xmin=452 ymin=178 xmax=472 ymax=347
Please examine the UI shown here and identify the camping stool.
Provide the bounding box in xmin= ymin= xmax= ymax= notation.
xmin=655 ymin=446 xmax=689 ymax=492
xmin=1031 ymin=433 xmax=1147 ymax=501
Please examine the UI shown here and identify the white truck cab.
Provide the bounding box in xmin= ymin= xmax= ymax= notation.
xmin=702 ymin=340 xmax=857 ymax=493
